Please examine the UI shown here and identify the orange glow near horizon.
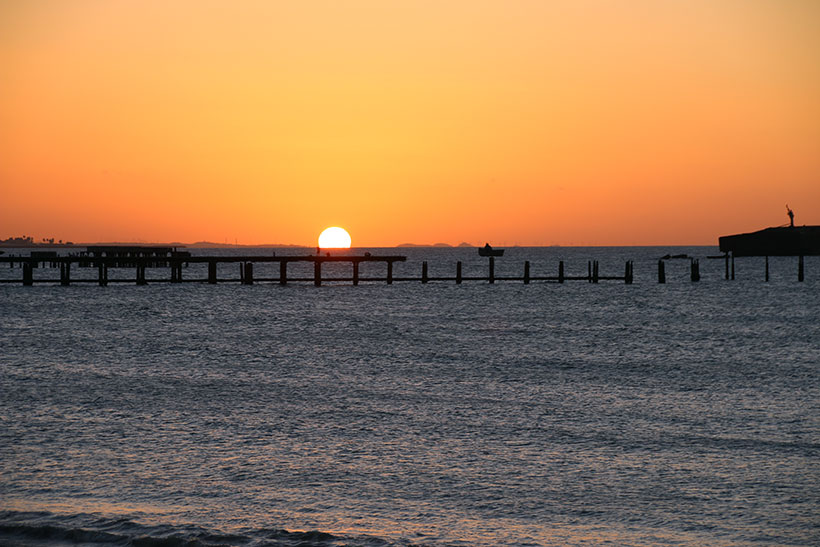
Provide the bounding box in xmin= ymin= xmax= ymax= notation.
xmin=1 ymin=1 xmax=818 ymax=246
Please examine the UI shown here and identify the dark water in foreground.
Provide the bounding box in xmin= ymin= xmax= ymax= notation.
xmin=1 ymin=247 xmax=818 ymax=546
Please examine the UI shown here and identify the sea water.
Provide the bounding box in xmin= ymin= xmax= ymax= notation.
xmin=1 ymin=247 xmax=818 ymax=546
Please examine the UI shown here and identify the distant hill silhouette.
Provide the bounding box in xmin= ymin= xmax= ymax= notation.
xmin=397 ymin=243 xmax=454 ymax=248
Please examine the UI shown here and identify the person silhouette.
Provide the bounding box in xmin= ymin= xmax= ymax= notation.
xmin=787 ymin=205 xmax=794 ymax=227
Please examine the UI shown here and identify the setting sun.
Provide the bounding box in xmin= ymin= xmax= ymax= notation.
xmin=318 ymin=227 xmax=352 ymax=249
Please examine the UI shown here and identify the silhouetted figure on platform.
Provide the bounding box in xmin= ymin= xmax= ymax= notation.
xmin=787 ymin=205 xmax=794 ymax=227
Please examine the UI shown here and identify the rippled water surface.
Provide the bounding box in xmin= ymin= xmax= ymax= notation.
xmin=1 ymin=247 xmax=818 ymax=546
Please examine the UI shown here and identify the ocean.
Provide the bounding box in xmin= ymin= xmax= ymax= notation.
xmin=1 ymin=246 xmax=818 ymax=546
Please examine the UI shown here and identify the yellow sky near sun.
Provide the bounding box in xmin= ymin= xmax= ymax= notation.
xmin=1 ymin=0 xmax=818 ymax=245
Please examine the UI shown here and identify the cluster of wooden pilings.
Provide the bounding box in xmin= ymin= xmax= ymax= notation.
xmin=657 ymin=254 xmax=807 ymax=283
xmin=416 ymin=258 xmax=634 ymax=284
xmin=657 ymin=258 xmax=700 ymax=283
xmin=709 ymin=253 xmax=805 ymax=283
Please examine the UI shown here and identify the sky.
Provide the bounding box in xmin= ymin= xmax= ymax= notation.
xmin=1 ymin=0 xmax=818 ymax=246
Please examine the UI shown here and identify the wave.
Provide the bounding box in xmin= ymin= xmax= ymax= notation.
xmin=0 ymin=511 xmax=394 ymax=547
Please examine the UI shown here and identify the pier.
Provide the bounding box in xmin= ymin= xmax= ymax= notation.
xmin=1 ymin=252 xmax=810 ymax=286
xmin=0 ymin=253 xmax=641 ymax=286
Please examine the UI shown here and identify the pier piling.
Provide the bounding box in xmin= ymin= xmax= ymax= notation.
xmin=456 ymin=261 xmax=462 ymax=284
xmin=558 ymin=261 xmax=564 ymax=283
xmin=658 ymin=260 xmax=666 ymax=283
xmin=279 ymin=261 xmax=287 ymax=285
xmin=23 ymin=262 xmax=33 ymax=286
xmin=314 ymin=260 xmax=322 ymax=286
xmin=422 ymin=261 xmax=428 ymax=284
xmin=489 ymin=256 xmax=495 ymax=284
xmin=60 ymin=262 xmax=70 ymax=286
xmin=98 ymin=263 xmax=108 ymax=286
xmin=690 ymin=258 xmax=700 ymax=282
xmin=208 ymin=261 xmax=217 ymax=284
xmin=524 ymin=261 xmax=530 ymax=284
xmin=352 ymin=261 xmax=359 ymax=286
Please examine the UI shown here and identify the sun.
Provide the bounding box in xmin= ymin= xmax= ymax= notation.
xmin=318 ymin=227 xmax=352 ymax=249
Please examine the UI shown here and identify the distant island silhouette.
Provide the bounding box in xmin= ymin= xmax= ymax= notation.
xmin=398 ymin=242 xmax=474 ymax=248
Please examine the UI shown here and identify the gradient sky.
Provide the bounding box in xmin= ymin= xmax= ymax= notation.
xmin=2 ymin=1 xmax=818 ymax=246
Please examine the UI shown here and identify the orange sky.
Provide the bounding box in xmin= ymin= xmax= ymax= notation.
xmin=1 ymin=1 xmax=818 ymax=246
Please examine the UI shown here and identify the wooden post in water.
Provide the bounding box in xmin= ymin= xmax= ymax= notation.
xmin=524 ymin=261 xmax=530 ymax=284
xmin=314 ymin=260 xmax=322 ymax=286
xmin=731 ymin=254 xmax=735 ymax=280
xmin=279 ymin=261 xmax=287 ymax=285
xmin=23 ymin=261 xmax=33 ymax=286
xmin=592 ymin=261 xmax=599 ymax=283
xmin=658 ymin=259 xmax=666 ymax=283
xmin=244 ymin=262 xmax=254 ymax=285
xmin=170 ymin=261 xmax=181 ymax=283
xmin=386 ymin=261 xmax=393 ymax=285
xmin=352 ymin=261 xmax=359 ymax=286
xmin=798 ymin=255 xmax=804 ymax=282
xmin=456 ymin=261 xmax=462 ymax=284
xmin=725 ymin=253 xmax=729 ymax=280
xmin=489 ymin=256 xmax=495 ymax=284
xmin=690 ymin=258 xmax=700 ymax=282
xmin=208 ymin=261 xmax=217 ymax=284
xmin=136 ymin=263 xmax=147 ymax=285
xmin=422 ymin=261 xmax=428 ymax=283
xmin=98 ymin=263 xmax=108 ymax=286
xmin=587 ymin=261 xmax=592 ymax=283
xmin=765 ymin=256 xmax=769 ymax=282
xmin=624 ymin=261 xmax=633 ymax=284
xmin=239 ymin=263 xmax=245 ymax=284
xmin=60 ymin=262 xmax=70 ymax=286
xmin=558 ymin=261 xmax=564 ymax=283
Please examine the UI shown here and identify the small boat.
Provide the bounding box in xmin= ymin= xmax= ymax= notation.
xmin=478 ymin=243 xmax=504 ymax=257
